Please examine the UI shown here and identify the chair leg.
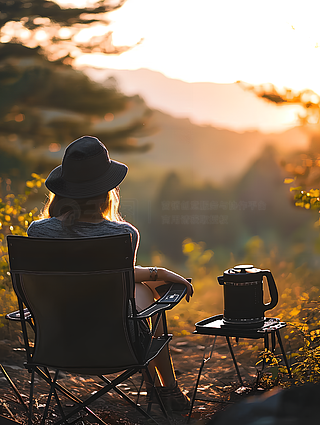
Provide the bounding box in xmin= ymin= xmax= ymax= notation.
xmin=40 ymin=370 xmax=60 ymax=425
xmin=28 ymin=370 xmax=35 ymax=425
xmin=135 ymin=375 xmax=145 ymax=406
xmin=276 ymin=329 xmax=292 ymax=378
xmin=34 ymin=367 xmax=106 ymax=425
xmin=53 ymin=369 xmax=143 ymax=425
xmin=43 ymin=368 xmax=67 ymax=424
xmin=0 ymin=364 xmax=28 ymax=413
xmin=99 ymin=373 xmax=163 ymax=423
xmin=52 ymin=389 xmax=68 ymax=424
xmin=226 ymin=336 xmax=244 ymax=386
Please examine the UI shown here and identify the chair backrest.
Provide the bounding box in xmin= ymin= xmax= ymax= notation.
xmin=7 ymin=234 xmax=142 ymax=374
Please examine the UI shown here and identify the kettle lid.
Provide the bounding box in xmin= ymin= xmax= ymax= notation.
xmin=226 ymin=264 xmax=261 ymax=274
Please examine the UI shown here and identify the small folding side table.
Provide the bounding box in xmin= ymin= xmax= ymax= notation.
xmin=188 ymin=314 xmax=292 ymax=420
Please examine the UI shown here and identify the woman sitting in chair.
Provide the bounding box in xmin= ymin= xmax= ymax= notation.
xmin=27 ymin=135 xmax=193 ymax=412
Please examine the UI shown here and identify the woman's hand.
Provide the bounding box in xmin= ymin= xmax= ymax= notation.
xmin=134 ymin=266 xmax=194 ymax=302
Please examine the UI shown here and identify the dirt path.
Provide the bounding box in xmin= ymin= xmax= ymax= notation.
xmin=0 ymin=334 xmax=276 ymax=424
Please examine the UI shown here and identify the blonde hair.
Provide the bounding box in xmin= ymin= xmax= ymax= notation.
xmin=41 ymin=187 xmax=123 ymax=224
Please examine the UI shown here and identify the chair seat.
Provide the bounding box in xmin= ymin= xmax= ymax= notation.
xmin=25 ymin=335 xmax=173 ymax=376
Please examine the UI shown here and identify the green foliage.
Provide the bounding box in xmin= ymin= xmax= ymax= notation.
xmin=0 ymin=174 xmax=43 ymax=336
xmin=0 ymin=173 xmax=44 ymax=237
xmin=166 ymin=239 xmax=224 ymax=336
xmin=166 ymin=235 xmax=320 ymax=388
xmin=182 ymin=238 xmax=214 ymax=278
xmin=0 ymin=288 xmax=19 ymax=329
xmin=256 ymin=349 xmax=284 ymax=386
xmin=288 ymin=322 xmax=320 ymax=384
xmin=245 ymin=237 xmax=320 ymax=386
xmin=289 ymin=187 xmax=320 ymax=215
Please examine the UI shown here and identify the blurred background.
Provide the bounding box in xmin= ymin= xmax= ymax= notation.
xmin=2 ymin=0 xmax=320 ymax=331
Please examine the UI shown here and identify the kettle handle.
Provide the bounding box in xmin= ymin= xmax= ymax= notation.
xmin=262 ymin=270 xmax=278 ymax=311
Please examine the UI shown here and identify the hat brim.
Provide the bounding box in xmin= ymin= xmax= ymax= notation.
xmin=45 ymin=160 xmax=128 ymax=198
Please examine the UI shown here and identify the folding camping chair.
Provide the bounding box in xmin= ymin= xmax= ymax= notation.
xmin=6 ymin=234 xmax=187 ymax=425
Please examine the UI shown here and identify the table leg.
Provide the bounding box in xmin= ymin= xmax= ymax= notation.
xmin=226 ymin=336 xmax=244 ymax=386
xmin=187 ymin=336 xmax=217 ymax=423
xmin=271 ymin=331 xmax=276 ymax=352
xmin=264 ymin=333 xmax=269 ymax=351
xmin=262 ymin=333 xmax=270 ymax=370
xmin=276 ymin=329 xmax=292 ymax=378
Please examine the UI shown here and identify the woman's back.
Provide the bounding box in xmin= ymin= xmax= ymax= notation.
xmin=27 ymin=217 xmax=138 ymax=241
xmin=27 ymin=217 xmax=139 ymax=259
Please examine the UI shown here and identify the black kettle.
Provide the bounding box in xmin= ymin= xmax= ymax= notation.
xmin=217 ymin=264 xmax=278 ymax=327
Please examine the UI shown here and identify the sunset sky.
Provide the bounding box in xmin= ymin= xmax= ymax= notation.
xmin=74 ymin=0 xmax=320 ymax=95
xmin=3 ymin=0 xmax=315 ymax=132
xmin=3 ymin=0 xmax=319 ymax=128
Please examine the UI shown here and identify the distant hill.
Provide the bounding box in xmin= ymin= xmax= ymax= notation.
xmin=85 ymin=67 xmax=304 ymax=134
xmin=83 ymin=67 xmax=309 ymax=184
xmin=3 ymin=66 xmax=309 ymax=188
xmin=113 ymin=109 xmax=308 ymax=184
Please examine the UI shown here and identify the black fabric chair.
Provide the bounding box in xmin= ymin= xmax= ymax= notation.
xmin=6 ymin=234 xmax=187 ymax=425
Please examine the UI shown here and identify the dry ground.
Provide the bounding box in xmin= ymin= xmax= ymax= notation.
xmin=0 ymin=333 xmax=287 ymax=424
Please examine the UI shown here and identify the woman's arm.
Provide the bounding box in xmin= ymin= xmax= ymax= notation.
xmin=134 ymin=266 xmax=194 ymax=302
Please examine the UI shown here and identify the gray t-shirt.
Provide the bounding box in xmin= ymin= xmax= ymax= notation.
xmin=27 ymin=217 xmax=139 ymax=262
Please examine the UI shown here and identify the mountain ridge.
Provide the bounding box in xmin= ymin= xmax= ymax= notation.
xmin=85 ymin=67 xmax=302 ymax=134
xmin=113 ymin=109 xmax=308 ymax=184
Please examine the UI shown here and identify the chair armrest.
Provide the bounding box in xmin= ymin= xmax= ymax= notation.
xmin=6 ymin=308 xmax=32 ymax=322
xmin=134 ymin=283 xmax=187 ymax=319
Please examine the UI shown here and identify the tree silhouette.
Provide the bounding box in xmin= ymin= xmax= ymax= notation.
xmin=0 ymin=0 xmax=152 ymax=183
xmin=239 ymin=82 xmax=320 ymax=126
xmin=0 ymin=0 xmax=132 ymax=62
xmin=239 ymin=81 xmax=320 ymax=214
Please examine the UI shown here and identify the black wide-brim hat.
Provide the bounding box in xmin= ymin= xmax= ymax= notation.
xmin=45 ymin=136 xmax=128 ymax=198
